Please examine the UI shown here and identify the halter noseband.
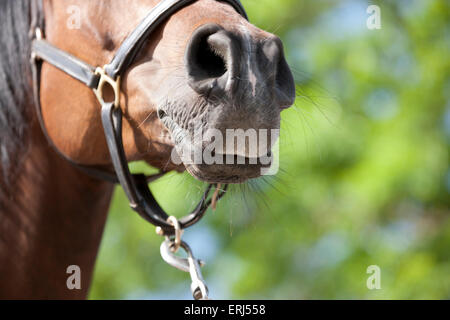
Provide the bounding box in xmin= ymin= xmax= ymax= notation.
xmin=30 ymin=0 xmax=248 ymax=235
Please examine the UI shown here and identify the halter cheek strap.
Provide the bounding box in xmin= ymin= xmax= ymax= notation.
xmin=30 ymin=0 xmax=247 ymax=234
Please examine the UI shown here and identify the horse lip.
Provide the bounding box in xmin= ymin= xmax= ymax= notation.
xmin=157 ymin=111 xmax=270 ymax=183
xmin=213 ymin=152 xmax=271 ymax=164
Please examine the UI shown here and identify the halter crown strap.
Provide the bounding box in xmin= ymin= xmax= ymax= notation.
xmin=31 ymin=0 xmax=246 ymax=234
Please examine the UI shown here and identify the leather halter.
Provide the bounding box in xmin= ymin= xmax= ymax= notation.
xmin=30 ymin=0 xmax=248 ymax=235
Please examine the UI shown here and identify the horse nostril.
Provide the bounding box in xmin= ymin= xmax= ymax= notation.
xmin=186 ymin=24 xmax=236 ymax=97
xmin=195 ymin=34 xmax=227 ymax=78
xmin=261 ymin=37 xmax=296 ymax=109
xmin=157 ymin=109 xmax=167 ymax=119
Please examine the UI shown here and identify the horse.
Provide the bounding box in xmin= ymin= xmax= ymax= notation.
xmin=0 ymin=0 xmax=295 ymax=299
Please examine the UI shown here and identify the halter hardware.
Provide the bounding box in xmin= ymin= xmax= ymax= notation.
xmin=93 ymin=67 xmax=121 ymax=108
xmin=35 ymin=27 xmax=43 ymax=41
xmin=160 ymin=239 xmax=209 ymax=300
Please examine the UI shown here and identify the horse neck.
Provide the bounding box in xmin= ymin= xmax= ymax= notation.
xmin=0 ymin=120 xmax=114 ymax=299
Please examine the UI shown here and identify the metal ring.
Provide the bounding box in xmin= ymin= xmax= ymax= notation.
xmin=192 ymin=281 xmax=209 ymax=300
xmin=93 ymin=66 xmax=121 ymax=108
xmin=167 ymin=216 xmax=182 ymax=253
xmin=35 ymin=27 xmax=43 ymax=40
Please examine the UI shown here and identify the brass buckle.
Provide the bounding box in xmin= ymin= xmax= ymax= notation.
xmin=93 ymin=66 xmax=121 ymax=108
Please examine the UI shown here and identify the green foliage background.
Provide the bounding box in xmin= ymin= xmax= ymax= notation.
xmin=89 ymin=0 xmax=450 ymax=299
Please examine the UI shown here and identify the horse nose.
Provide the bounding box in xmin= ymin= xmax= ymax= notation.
xmin=185 ymin=24 xmax=295 ymax=108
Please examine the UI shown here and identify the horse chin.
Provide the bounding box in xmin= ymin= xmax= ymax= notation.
xmin=184 ymin=162 xmax=263 ymax=184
